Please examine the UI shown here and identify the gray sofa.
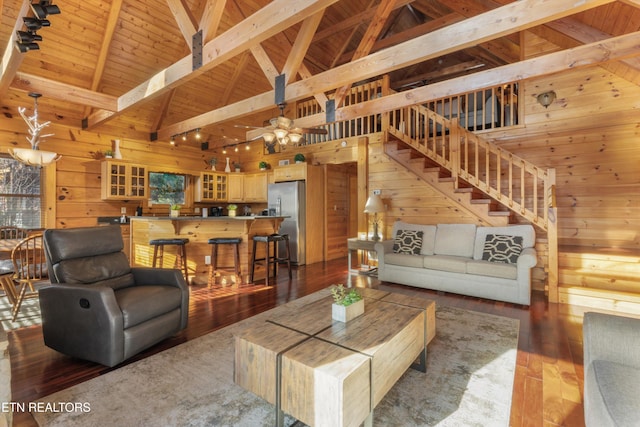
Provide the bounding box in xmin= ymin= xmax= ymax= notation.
xmin=375 ymin=222 xmax=536 ymax=305
xmin=583 ymin=312 xmax=640 ymax=427
xmin=41 ymin=226 xmax=189 ymax=367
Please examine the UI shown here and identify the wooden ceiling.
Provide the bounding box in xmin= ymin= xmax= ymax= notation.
xmin=1 ymin=0 xmax=639 ymax=149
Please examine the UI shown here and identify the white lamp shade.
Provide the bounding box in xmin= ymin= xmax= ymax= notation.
xmin=364 ymin=194 xmax=384 ymax=213
xmin=288 ymin=133 xmax=302 ymax=144
xmin=273 ymin=128 xmax=288 ymax=139
xmin=8 ymin=148 xmax=61 ymax=167
xmin=262 ymin=132 xmax=276 ymax=143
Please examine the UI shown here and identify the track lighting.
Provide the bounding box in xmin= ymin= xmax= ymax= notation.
xmin=31 ymin=1 xmax=61 ymax=19
xmin=16 ymin=31 xmax=42 ymax=43
xmin=15 ymin=41 xmax=39 ymax=53
xmin=23 ymin=17 xmax=50 ymax=31
xmin=195 ymin=128 xmax=201 ymax=140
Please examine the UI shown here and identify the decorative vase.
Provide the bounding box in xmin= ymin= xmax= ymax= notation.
xmin=225 ymin=157 xmax=231 ymax=172
xmin=332 ymin=299 xmax=364 ymax=323
xmin=113 ymin=139 xmax=123 ymax=159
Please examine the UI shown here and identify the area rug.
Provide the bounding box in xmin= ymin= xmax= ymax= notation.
xmin=31 ymin=292 xmax=519 ymax=427
xmin=0 ymin=296 xmax=41 ymax=331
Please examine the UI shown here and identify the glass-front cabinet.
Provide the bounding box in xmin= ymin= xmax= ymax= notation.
xmin=101 ymin=161 xmax=147 ymax=200
xmin=197 ymin=172 xmax=227 ymax=201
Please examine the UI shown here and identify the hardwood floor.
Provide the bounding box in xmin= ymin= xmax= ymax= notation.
xmin=8 ymin=257 xmax=588 ymax=427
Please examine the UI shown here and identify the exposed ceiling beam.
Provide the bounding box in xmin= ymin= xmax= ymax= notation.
xmin=165 ymin=0 xmax=198 ymax=48
xmin=0 ymin=0 xmax=31 ymax=96
xmin=619 ymin=0 xmax=640 ymax=7
xmin=333 ymin=0 xmax=398 ymax=107
xmin=82 ymin=0 xmax=123 ymax=118
xmin=282 ymin=12 xmax=325 ymax=85
xmin=84 ymin=0 xmax=341 ymax=129
xmin=156 ymin=0 xmax=618 ymax=140
xmin=199 ymin=0 xmax=227 ymax=43
xmin=12 ymin=72 xmax=118 ymax=111
xmin=294 ymin=31 xmax=640 ymax=130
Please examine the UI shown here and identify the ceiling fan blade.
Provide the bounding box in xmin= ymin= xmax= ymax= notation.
xmin=234 ymin=124 xmax=263 ymax=129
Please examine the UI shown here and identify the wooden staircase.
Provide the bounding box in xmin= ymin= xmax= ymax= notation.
xmin=384 ymin=141 xmax=512 ymax=227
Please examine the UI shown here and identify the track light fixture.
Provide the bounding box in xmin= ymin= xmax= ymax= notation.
xmin=16 ymin=30 xmax=42 ymax=43
xmin=16 ymin=2 xmax=61 ymax=54
xmin=31 ymin=1 xmax=61 ymax=19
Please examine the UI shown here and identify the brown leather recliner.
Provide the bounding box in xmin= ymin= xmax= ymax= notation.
xmin=41 ymin=226 xmax=189 ymax=367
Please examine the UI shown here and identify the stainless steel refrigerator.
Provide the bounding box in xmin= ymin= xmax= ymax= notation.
xmin=268 ymin=181 xmax=306 ymax=265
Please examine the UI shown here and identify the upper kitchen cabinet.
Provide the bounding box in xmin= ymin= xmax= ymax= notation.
xmin=196 ymin=172 xmax=228 ymax=202
xmin=101 ymin=161 xmax=147 ymax=200
xmin=227 ymin=173 xmax=244 ymax=202
xmin=243 ymin=172 xmax=269 ymax=202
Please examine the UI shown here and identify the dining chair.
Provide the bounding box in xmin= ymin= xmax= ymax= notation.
xmin=0 ymin=226 xmax=27 ymax=240
xmin=9 ymin=233 xmax=48 ymax=321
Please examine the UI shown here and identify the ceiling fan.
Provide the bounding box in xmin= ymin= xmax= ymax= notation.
xmin=236 ymin=75 xmax=328 ymax=152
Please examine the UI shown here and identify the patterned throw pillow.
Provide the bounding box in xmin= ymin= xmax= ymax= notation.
xmin=482 ymin=234 xmax=524 ymax=264
xmin=393 ymin=230 xmax=424 ymax=255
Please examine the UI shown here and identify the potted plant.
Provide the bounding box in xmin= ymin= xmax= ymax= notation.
xmin=294 ymin=153 xmax=305 ymax=163
xmin=170 ymin=204 xmax=181 ymax=217
xmin=209 ymin=158 xmax=217 ymax=171
xmin=104 ymin=149 xmax=113 ymax=159
xmin=234 ymin=162 xmax=241 ymax=172
xmin=227 ymin=204 xmax=238 ymax=217
xmin=330 ymin=284 xmax=364 ymax=322
xmin=258 ymin=161 xmax=268 ymax=171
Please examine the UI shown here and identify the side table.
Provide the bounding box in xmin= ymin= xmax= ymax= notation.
xmin=347 ymin=237 xmax=378 ymax=276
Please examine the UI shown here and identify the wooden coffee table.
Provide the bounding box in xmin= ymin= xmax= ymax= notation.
xmin=234 ymin=288 xmax=436 ymax=427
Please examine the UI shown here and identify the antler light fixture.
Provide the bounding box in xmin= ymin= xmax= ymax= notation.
xmin=8 ymin=93 xmax=61 ymax=167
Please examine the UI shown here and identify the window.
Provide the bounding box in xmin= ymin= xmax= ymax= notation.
xmin=149 ymin=172 xmax=186 ymax=206
xmin=0 ymin=156 xmax=42 ymax=228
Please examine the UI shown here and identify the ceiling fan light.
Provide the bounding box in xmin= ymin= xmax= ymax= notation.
xmin=275 ymin=116 xmax=292 ymax=128
xmin=273 ymin=128 xmax=288 ymax=139
xmin=289 ymin=133 xmax=302 ymax=144
xmin=279 ymin=137 xmax=289 ymax=146
xmin=262 ymin=132 xmax=275 ymax=143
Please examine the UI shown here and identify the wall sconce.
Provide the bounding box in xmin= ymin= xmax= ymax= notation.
xmin=537 ymin=91 xmax=556 ymax=108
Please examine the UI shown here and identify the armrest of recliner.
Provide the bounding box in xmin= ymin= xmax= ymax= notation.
xmin=584 ymin=312 xmax=640 ymax=369
xmin=38 ymin=284 xmax=125 ymax=366
xmin=130 ymin=267 xmax=189 ymax=329
xmin=130 ymin=267 xmax=188 ymax=290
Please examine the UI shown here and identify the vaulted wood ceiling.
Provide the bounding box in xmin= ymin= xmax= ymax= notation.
xmin=1 ymin=0 xmax=639 ymax=149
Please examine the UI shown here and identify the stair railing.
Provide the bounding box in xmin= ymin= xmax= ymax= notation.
xmin=388 ymin=103 xmax=555 ymax=231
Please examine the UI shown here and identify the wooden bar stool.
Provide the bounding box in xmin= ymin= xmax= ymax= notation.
xmin=149 ymin=238 xmax=190 ymax=283
xmin=207 ymin=237 xmax=242 ymax=287
xmin=250 ymin=234 xmax=292 ymax=286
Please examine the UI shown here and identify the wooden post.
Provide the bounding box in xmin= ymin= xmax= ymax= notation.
xmin=357 ymin=137 xmax=369 ymax=236
xmin=546 ymin=169 xmax=559 ymax=303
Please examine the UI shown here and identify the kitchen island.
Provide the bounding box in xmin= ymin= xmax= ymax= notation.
xmin=129 ymin=216 xmax=285 ymax=286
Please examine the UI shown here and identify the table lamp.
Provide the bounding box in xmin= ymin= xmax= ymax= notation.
xmin=364 ymin=193 xmax=385 ymax=241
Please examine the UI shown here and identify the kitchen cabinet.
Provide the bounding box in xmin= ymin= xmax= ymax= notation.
xmin=227 ymin=173 xmax=244 ymax=202
xmin=273 ymin=162 xmax=307 ymax=182
xmin=244 ymin=172 xmax=268 ymax=202
xmin=101 ymin=161 xmax=147 ymax=200
xmin=197 ymin=172 xmax=228 ymax=201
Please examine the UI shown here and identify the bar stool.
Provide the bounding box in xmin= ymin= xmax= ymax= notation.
xmin=250 ymin=234 xmax=292 ymax=286
xmin=207 ymin=237 xmax=242 ymax=287
xmin=149 ymin=238 xmax=190 ymax=282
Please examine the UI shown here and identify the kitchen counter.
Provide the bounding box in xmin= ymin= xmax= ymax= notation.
xmin=129 ymin=216 xmax=285 ymax=285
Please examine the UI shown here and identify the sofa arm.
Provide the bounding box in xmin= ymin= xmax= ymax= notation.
xmin=39 ymin=284 xmax=124 ymax=366
xmin=374 ymin=240 xmax=394 ymax=270
xmin=516 ymin=247 xmax=537 ymax=276
xmin=584 ymin=312 xmax=640 ymax=369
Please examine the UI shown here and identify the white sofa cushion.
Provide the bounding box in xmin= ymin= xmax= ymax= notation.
xmin=466 ymin=259 xmax=518 ymax=280
xmin=385 ymin=252 xmax=425 ymax=268
xmin=434 ymin=224 xmax=477 ymax=257
xmin=391 ymin=221 xmax=437 ymax=255
xmin=423 ymin=255 xmax=467 ymax=274
xmin=473 ymin=225 xmax=536 ymax=260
